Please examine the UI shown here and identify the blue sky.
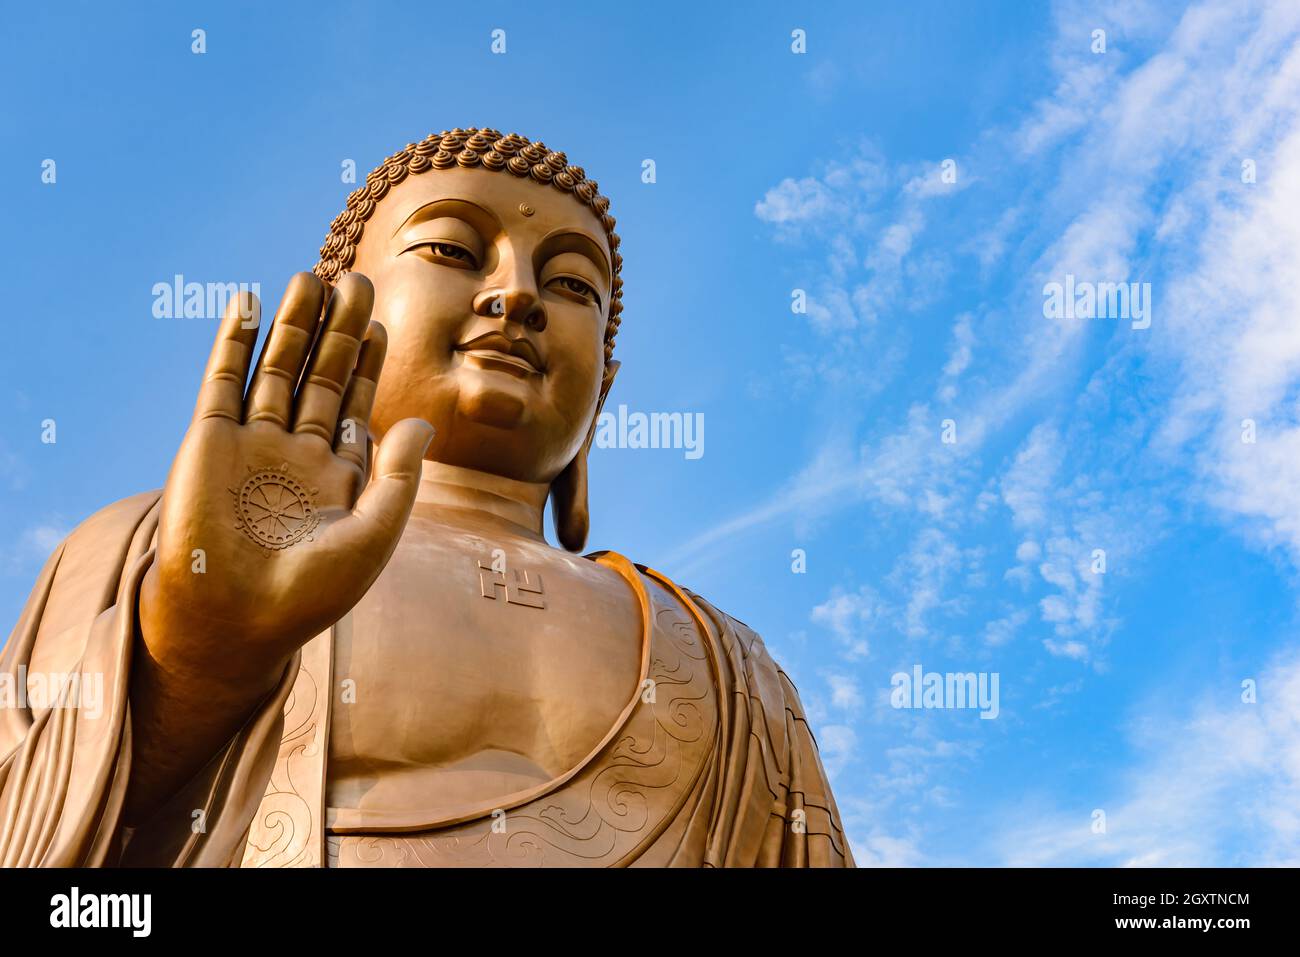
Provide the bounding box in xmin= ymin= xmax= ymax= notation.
xmin=4 ymin=0 xmax=1300 ymax=866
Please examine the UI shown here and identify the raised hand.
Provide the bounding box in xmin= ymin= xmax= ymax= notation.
xmin=140 ymin=271 xmax=433 ymax=675
xmin=126 ymin=273 xmax=432 ymax=819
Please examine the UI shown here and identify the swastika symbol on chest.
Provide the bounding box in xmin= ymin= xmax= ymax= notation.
xmin=476 ymin=559 xmax=546 ymax=609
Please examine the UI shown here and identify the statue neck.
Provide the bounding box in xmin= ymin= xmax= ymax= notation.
xmin=412 ymin=460 xmax=550 ymax=543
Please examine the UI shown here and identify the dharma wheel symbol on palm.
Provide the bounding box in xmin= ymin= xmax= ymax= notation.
xmin=232 ymin=465 xmax=320 ymax=552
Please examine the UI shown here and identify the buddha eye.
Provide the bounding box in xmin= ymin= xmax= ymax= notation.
xmin=548 ymin=275 xmax=601 ymax=307
xmin=419 ymin=241 xmax=479 ymax=269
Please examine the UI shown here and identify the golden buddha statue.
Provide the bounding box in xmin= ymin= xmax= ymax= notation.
xmin=0 ymin=128 xmax=853 ymax=868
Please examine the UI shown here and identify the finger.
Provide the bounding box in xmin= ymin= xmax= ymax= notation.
xmin=292 ymin=273 xmax=372 ymax=442
xmin=193 ymin=290 xmax=261 ymax=424
xmin=334 ymin=321 xmax=388 ymax=469
xmin=245 ymin=272 xmax=326 ymax=427
xmin=345 ymin=417 xmax=435 ymax=550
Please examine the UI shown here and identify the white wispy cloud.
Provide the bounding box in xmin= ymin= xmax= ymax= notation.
xmin=753 ymin=176 xmax=835 ymax=226
xmin=6 ymin=520 xmax=70 ymax=573
xmin=997 ymin=650 xmax=1300 ymax=866
xmin=810 ymin=584 xmax=878 ymax=660
xmin=675 ymin=0 xmax=1300 ymax=864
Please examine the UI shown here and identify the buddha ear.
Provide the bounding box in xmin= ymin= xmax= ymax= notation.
xmin=552 ymin=360 xmax=620 ymax=552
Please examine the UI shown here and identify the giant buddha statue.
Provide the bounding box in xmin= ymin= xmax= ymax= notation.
xmin=0 ymin=128 xmax=853 ymax=868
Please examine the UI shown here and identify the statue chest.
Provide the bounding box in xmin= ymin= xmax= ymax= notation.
xmin=323 ymin=522 xmax=643 ymax=816
xmin=240 ymin=547 xmax=724 ymax=867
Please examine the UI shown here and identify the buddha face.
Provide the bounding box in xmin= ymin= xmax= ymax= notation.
xmin=350 ymin=166 xmax=613 ymax=484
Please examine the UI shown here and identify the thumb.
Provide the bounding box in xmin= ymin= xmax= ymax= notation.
xmin=349 ymin=417 xmax=435 ymax=541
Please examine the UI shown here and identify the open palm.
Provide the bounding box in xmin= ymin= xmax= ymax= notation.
xmin=140 ymin=272 xmax=434 ymax=673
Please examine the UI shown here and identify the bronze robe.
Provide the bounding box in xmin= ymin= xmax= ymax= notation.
xmin=0 ymin=492 xmax=853 ymax=867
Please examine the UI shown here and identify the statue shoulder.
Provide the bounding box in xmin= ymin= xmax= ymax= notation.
xmin=20 ymin=489 xmax=162 ymax=622
xmin=77 ymin=488 xmax=162 ymax=532
xmin=670 ymin=584 xmax=773 ymax=661
xmin=60 ymin=489 xmax=164 ymax=557
xmin=682 ymin=587 xmax=768 ymax=655
xmin=2 ymin=489 xmax=161 ymax=685
xmin=657 ymin=575 xmax=808 ymax=707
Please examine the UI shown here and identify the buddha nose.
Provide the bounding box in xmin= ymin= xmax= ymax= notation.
xmin=472 ymin=284 xmax=548 ymax=332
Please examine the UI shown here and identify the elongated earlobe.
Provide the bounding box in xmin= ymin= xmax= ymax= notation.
xmin=552 ymin=451 xmax=589 ymax=552
xmin=552 ymin=361 xmax=620 ymax=552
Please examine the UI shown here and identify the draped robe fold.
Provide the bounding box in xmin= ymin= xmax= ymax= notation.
xmin=0 ymin=493 xmax=853 ymax=868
